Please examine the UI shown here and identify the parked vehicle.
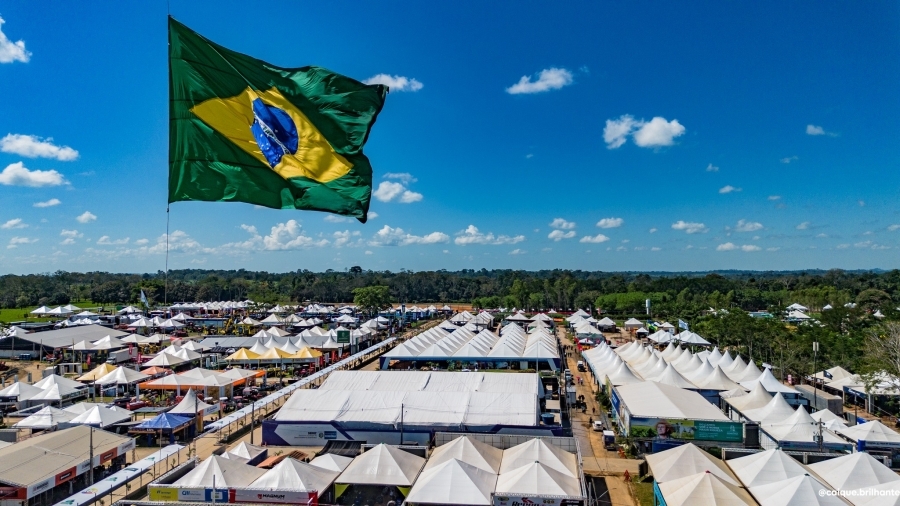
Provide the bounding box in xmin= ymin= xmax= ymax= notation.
xmin=577 ymin=361 xmax=586 ymax=372
xmin=15 ymin=353 xmax=33 ymax=361
xmin=592 ymin=420 xmax=604 ymax=432
xmin=603 ymin=430 xmax=617 ymax=450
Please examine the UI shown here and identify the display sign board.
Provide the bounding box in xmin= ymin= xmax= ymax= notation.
xmin=494 ymin=494 xmax=584 ymax=506
xmin=149 ymin=487 xmax=314 ymax=505
xmin=627 ymin=417 xmax=743 ymax=442
xmin=336 ymin=330 xmax=350 ymax=344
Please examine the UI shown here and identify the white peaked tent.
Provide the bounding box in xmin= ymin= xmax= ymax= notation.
xmin=47 ymin=306 xmax=72 ymax=315
xmin=250 ymin=458 xmax=340 ymax=492
xmin=696 ymin=366 xmax=744 ymax=391
xmin=657 ymin=471 xmax=756 ymax=506
xmin=500 ymin=438 xmax=578 ymax=478
xmin=95 ymin=366 xmax=150 ymax=386
xmin=809 ymin=409 xmax=847 ymax=430
xmin=67 ymin=405 xmax=132 ymax=428
xmin=739 ymin=368 xmax=798 ymax=395
xmin=707 ymin=347 xmax=724 ymax=366
xmin=141 ymin=353 xmax=188 ymax=368
xmin=717 ymin=351 xmax=734 ymax=370
xmin=741 ymin=393 xmax=796 ymax=423
xmin=748 ymin=474 xmax=843 ymax=506
xmin=645 ymin=443 xmax=740 ymax=485
xmin=173 ymin=455 xmax=266 ymax=487
xmin=726 ymin=449 xmax=808 ymax=488
xmin=90 ymin=335 xmax=126 ymax=350
xmin=224 ymin=442 xmax=265 ymax=461
xmin=605 ymin=361 xmax=644 ymax=386
xmin=308 ymin=454 xmax=354 ymax=473
xmin=28 ymin=384 xmax=62 ymax=402
xmin=169 ymin=388 xmax=219 ymax=416
xmin=732 ymin=361 xmax=763 ymax=383
xmin=427 ymin=436 xmax=503 ymax=473
xmin=406 ymin=459 xmax=497 ymax=506
xmin=726 ymin=382 xmax=773 ymax=413
xmin=241 ymin=317 xmax=263 ymax=326
xmin=336 ymin=444 xmax=426 ymax=486
xmin=33 ymin=374 xmax=86 ymax=396
xmin=651 ymin=364 xmax=699 ymax=389
xmin=807 ymin=452 xmax=900 ymax=491
xmin=836 ymin=420 xmax=900 ymax=447
xmin=118 ymin=305 xmax=142 ymax=314
xmin=30 ymin=306 xmax=51 ymax=315
xmin=760 ymin=406 xmax=849 ymax=447
xmin=0 ymin=381 xmax=42 ymax=401
xmin=13 ymin=406 xmax=77 ymax=429
xmin=494 ymin=462 xmax=581 ymax=497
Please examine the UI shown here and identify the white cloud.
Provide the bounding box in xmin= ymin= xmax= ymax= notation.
xmin=324 ymin=215 xmax=351 ymax=223
xmin=806 ymin=124 xmax=825 ymax=135
xmin=604 ymin=115 xmax=685 ymax=149
xmin=603 ymin=115 xmax=639 ymax=149
xmin=506 ymin=67 xmax=573 ymax=95
xmin=741 ymin=244 xmax=761 ymax=252
xmin=33 ymin=198 xmax=61 ymax=208
xmin=454 ymin=225 xmax=525 ymax=245
xmin=525 ymin=153 xmax=534 ymax=159
xmin=596 ymin=217 xmax=624 ymax=229
xmin=0 ymin=16 xmax=30 ymax=63
xmin=383 ymin=172 xmax=417 ymax=184
xmin=399 ymin=190 xmax=423 ymax=203
xmin=734 ymin=220 xmax=763 ymax=232
xmin=7 ymin=236 xmax=37 ymax=248
xmin=96 ymin=235 xmax=130 ymax=245
xmin=719 ymin=185 xmax=741 ymax=194
xmin=887 ymin=224 xmax=900 ymax=232
xmin=59 ymin=229 xmax=82 ymax=245
xmin=816 ymin=233 xmax=829 ymax=238
xmin=768 ymin=195 xmax=781 ymax=201
xmin=632 ymin=117 xmax=686 ymax=147
xmin=363 ymin=74 xmax=423 ymax=92
xmin=365 ymin=250 xmax=373 ymax=255
xmin=580 ymin=234 xmax=609 ymax=244
xmin=548 ymin=230 xmax=576 ymax=241
xmin=135 ymin=238 xmax=149 ymax=245
xmin=369 ymin=225 xmax=449 ymax=246
xmin=368 ymin=212 xmax=378 ymax=220
xmin=767 ymin=247 xmax=781 ymax=251
xmin=706 ymin=163 xmax=719 ymax=172
xmin=549 ymin=218 xmax=576 ymax=230
xmin=1 ymin=218 xmax=26 ymax=229
xmin=651 ymin=246 xmax=661 ymax=251
xmin=261 ymin=220 xmax=328 ymax=250
xmin=509 ymin=249 xmax=526 ymax=255
xmin=780 ymin=156 xmax=798 ymax=164
xmin=649 ymin=228 xmax=657 ymax=233
xmin=0 ymin=162 xmax=66 ymax=187
xmin=716 ymin=242 xmax=736 ymax=251
xmin=76 ymin=211 xmax=97 ymax=223
xmin=858 ymin=200 xmax=865 ymax=207
xmin=333 ymin=230 xmax=362 ymax=248
xmin=373 ymin=181 xmax=422 ymax=204
xmin=796 ymin=221 xmax=810 ymax=230
xmin=373 ymin=181 xmax=404 ymax=202
xmin=0 ymin=134 xmax=78 ymax=160
xmin=671 ymin=220 xmax=708 ymax=234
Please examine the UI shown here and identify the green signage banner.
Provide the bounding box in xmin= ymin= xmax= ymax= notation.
xmin=628 ymin=417 xmax=743 ymax=442
xmin=336 ymin=330 xmax=351 ymax=344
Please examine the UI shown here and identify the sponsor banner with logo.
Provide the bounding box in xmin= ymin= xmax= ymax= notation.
xmin=493 ymin=495 xmax=583 ymax=506
xmin=231 ymin=489 xmax=316 ymax=505
xmin=27 ymin=478 xmax=54 ymax=498
xmin=627 ymin=417 xmax=743 ymax=442
xmin=54 ymin=467 xmax=77 ymax=486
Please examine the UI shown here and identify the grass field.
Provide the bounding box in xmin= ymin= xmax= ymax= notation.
xmin=632 ymin=481 xmax=654 ymax=506
xmin=0 ymin=301 xmax=107 ymax=325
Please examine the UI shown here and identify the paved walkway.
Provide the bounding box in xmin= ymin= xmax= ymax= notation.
xmin=558 ymin=327 xmax=639 ymax=506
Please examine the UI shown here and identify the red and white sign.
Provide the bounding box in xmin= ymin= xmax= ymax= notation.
xmin=230 ymin=489 xmax=317 ymax=505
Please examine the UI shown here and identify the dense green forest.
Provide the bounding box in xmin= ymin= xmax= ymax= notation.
xmin=2 ymin=269 xmax=898 ymax=318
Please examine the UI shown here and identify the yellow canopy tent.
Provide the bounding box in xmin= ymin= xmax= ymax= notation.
xmin=290 ymin=347 xmax=323 ymax=359
xmin=255 ymin=347 xmax=294 ymax=361
xmin=76 ymin=363 xmax=118 ymax=382
xmin=225 ymin=348 xmax=260 ymax=361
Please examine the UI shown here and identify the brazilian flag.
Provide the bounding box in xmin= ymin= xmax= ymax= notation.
xmin=168 ymin=17 xmax=387 ymax=222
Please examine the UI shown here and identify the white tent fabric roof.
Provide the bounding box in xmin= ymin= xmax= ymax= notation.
xmin=406 ymin=459 xmax=497 ymax=505
xmin=142 ymin=353 xmax=188 ymax=368
xmin=748 ymin=474 xmax=843 ymax=506
xmin=726 ymin=449 xmax=808 ymax=488
xmin=494 ymin=462 xmax=581 ymax=497
xmin=739 ymin=368 xmax=798 ymax=395
xmin=169 ymin=389 xmax=218 ymax=416
xmin=308 ymin=454 xmax=354 ymax=473
xmin=760 ymin=406 xmax=848 ymax=446
xmin=67 ymin=405 xmax=132 ymax=428
xmin=807 ymin=452 xmax=900 ymax=492
xmin=336 ymin=444 xmax=425 ymax=486
xmin=95 ymin=366 xmax=150 ymax=386
xmin=741 ymin=393 xmax=796 ymax=423
xmin=645 ymin=443 xmax=741 ymax=485
xmin=725 ymin=382 xmax=773 ymax=413
xmin=174 ymin=455 xmax=266 ymax=487
xmin=614 ymin=381 xmax=731 ymax=421
xmin=428 ymin=435 xmax=503 ymax=474
xmin=836 ymin=420 xmax=900 ymax=446
xmin=500 ymin=438 xmax=578 ymax=478
xmin=0 ymin=381 xmax=43 ymax=401
xmin=250 ymin=458 xmax=340 ymax=492
xmin=13 ymin=406 xmax=77 ymax=429
xmin=657 ymin=471 xmax=756 ymax=506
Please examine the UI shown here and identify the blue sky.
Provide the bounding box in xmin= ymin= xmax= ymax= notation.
xmin=1 ymin=1 xmax=899 ymax=274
